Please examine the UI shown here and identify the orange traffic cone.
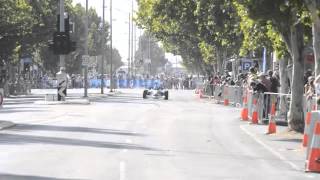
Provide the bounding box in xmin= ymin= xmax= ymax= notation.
xmin=241 ymin=95 xmax=248 ymax=121
xmin=199 ymin=89 xmax=204 ymax=99
xmin=251 ymin=98 xmax=258 ymax=124
xmin=306 ymin=121 xmax=320 ymax=172
xmin=223 ymin=87 xmax=229 ymax=106
xmin=303 ymin=111 xmax=312 ymax=147
xmin=267 ymin=103 xmax=277 ymax=134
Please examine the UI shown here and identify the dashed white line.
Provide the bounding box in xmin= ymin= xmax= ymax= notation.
xmin=120 ymin=161 xmax=126 ymax=180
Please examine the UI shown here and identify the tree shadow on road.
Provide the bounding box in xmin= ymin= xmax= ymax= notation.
xmin=10 ymin=124 xmax=146 ymax=137
xmin=0 ymin=173 xmax=85 ymax=180
xmin=0 ymin=133 xmax=159 ymax=151
xmin=0 ymin=109 xmax=47 ymax=114
xmin=90 ymin=95 xmax=162 ymax=106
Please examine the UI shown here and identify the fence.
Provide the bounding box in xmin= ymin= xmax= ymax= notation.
xmin=198 ymin=84 xmax=316 ymax=124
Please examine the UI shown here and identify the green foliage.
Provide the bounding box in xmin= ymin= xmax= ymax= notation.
xmin=0 ymin=0 xmax=123 ymax=76
xmin=134 ymin=33 xmax=168 ymax=75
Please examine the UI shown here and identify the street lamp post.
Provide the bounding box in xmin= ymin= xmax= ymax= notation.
xmin=83 ymin=0 xmax=89 ymax=97
xmin=128 ymin=13 xmax=131 ymax=78
xmin=101 ymin=0 xmax=105 ymax=94
xmin=110 ymin=0 xmax=113 ymax=92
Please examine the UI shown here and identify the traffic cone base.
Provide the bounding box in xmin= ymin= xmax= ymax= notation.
xmin=224 ymin=99 xmax=229 ymax=106
xmin=251 ymin=112 xmax=258 ymax=124
xmin=303 ymin=134 xmax=309 ymax=147
xmin=303 ymin=112 xmax=312 ymax=147
xmin=241 ymin=109 xmax=248 ymax=121
xmin=306 ymin=148 xmax=320 ymax=172
xmin=199 ymin=90 xmax=203 ymax=99
xmin=306 ymin=122 xmax=320 ymax=172
xmin=267 ymin=122 xmax=276 ymax=134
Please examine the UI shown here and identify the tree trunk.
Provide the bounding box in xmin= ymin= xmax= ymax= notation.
xmin=312 ymin=19 xmax=320 ymax=76
xmin=216 ymin=47 xmax=223 ymax=74
xmin=288 ymin=22 xmax=305 ymax=132
xmin=305 ymin=0 xmax=320 ymax=76
xmin=279 ymin=57 xmax=289 ymax=115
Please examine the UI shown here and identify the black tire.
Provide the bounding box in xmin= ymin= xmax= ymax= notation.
xmin=164 ymin=91 xmax=169 ymax=100
xmin=143 ymin=90 xmax=148 ymax=99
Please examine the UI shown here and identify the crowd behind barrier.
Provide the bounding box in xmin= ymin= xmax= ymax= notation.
xmin=36 ymin=76 xmax=200 ymax=90
xmin=199 ymin=83 xmax=317 ymax=124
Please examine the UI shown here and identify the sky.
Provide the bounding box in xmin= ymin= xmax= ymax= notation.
xmin=72 ymin=0 xmax=182 ymax=66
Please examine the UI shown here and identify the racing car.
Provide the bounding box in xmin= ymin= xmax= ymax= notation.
xmin=143 ymin=88 xmax=169 ymax=100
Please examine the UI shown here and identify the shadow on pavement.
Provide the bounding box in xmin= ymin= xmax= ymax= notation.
xmin=0 ymin=133 xmax=158 ymax=151
xmin=10 ymin=124 xmax=146 ymax=137
xmin=90 ymin=95 xmax=162 ymax=106
xmin=0 ymin=173 xmax=85 ymax=180
xmin=272 ymin=138 xmax=302 ymax=143
xmin=0 ymin=109 xmax=47 ymax=114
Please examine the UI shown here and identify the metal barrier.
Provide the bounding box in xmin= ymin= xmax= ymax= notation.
xmin=199 ymin=85 xmax=316 ymax=126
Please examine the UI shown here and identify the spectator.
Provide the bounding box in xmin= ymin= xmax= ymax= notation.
xmin=268 ymin=70 xmax=280 ymax=93
xmin=258 ymin=72 xmax=271 ymax=92
xmin=305 ymin=76 xmax=315 ymax=100
xmin=250 ymin=80 xmax=268 ymax=94
xmin=314 ymin=75 xmax=320 ymax=106
xmin=248 ymin=67 xmax=258 ymax=86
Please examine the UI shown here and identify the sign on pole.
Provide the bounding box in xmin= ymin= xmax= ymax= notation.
xmin=82 ymin=55 xmax=90 ymax=66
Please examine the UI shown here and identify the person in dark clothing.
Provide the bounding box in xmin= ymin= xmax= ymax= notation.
xmin=250 ymin=81 xmax=269 ymax=120
xmin=268 ymin=70 xmax=280 ymax=93
xmin=250 ymin=81 xmax=268 ymax=93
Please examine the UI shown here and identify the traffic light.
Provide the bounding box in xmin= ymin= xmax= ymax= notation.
xmin=48 ymin=14 xmax=77 ymax=55
xmin=57 ymin=15 xmax=70 ymax=34
xmin=23 ymin=63 xmax=30 ymax=73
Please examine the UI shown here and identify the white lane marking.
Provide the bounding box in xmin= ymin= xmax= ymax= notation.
xmin=240 ymin=125 xmax=300 ymax=171
xmin=122 ymin=149 xmax=128 ymax=153
xmin=306 ymin=174 xmax=315 ymax=178
xmin=120 ymin=161 xmax=126 ymax=180
xmin=125 ymin=139 xmax=132 ymax=143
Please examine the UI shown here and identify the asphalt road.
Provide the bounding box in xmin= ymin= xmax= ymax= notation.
xmin=0 ymin=89 xmax=318 ymax=180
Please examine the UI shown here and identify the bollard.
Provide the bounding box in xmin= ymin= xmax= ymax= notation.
xmin=305 ymin=121 xmax=320 ymax=172
xmin=251 ymin=96 xmax=258 ymax=124
xmin=241 ymin=92 xmax=248 ymax=121
xmin=267 ymin=100 xmax=277 ymax=134
xmin=224 ymin=86 xmax=229 ymax=106
xmin=303 ymin=111 xmax=312 ymax=147
xmin=56 ymin=67 xmax=68 ymax=101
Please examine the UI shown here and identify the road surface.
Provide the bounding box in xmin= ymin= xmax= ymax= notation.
xmin=0 ymin=89 xmax=318 ymax=180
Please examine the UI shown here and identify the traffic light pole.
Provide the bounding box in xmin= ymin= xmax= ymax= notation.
xmin=110 ymin=0 xmax=113 ymax=92
xmin=59 ymin=0 xmax=65 ymax=68
xmin=101 ymin=0 xmax=105 ymax=94
xmin=83 ymin=0 xmax=88 ymax=97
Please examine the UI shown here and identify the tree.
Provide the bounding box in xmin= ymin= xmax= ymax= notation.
xmin=303 ymin=0 xmax=320 ymax=76
xmin=236 ymin=0 xmax=310 ymax=132
xmin=134 ymin=33 xmax=168 ymax=75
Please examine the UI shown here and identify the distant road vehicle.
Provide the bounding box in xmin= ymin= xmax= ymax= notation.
xmin=143 ymin=88 xmax=169 ymax=100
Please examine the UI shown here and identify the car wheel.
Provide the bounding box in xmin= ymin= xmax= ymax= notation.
xmin=143 ymin=90 xmax=148 ymax=99
xmin=164 ymin=91 xmax=169 ymax=100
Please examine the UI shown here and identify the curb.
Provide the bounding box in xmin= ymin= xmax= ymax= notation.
xmin=0 ymin=121 xmax=15 ymax=130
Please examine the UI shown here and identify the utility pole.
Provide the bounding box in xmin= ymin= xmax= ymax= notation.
xmin=83 ymin=0 xmax=88 ymax=97
xmin=101 ymin=0 xmax=105 ymax=94
xmin=128 ymin=13 xmax=131 ymax=78
xmin=134 ymin=21 xmax=137 ymax=76
xmin=110 ymin=0 xmax=113 ymax=92
xmin=148 ymin=33 xmax=151 ymax=75
xmin=59 ymin=0 xmax=65 ymax=68
xmin=131 ymin=0 xmax=134 ymax=77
